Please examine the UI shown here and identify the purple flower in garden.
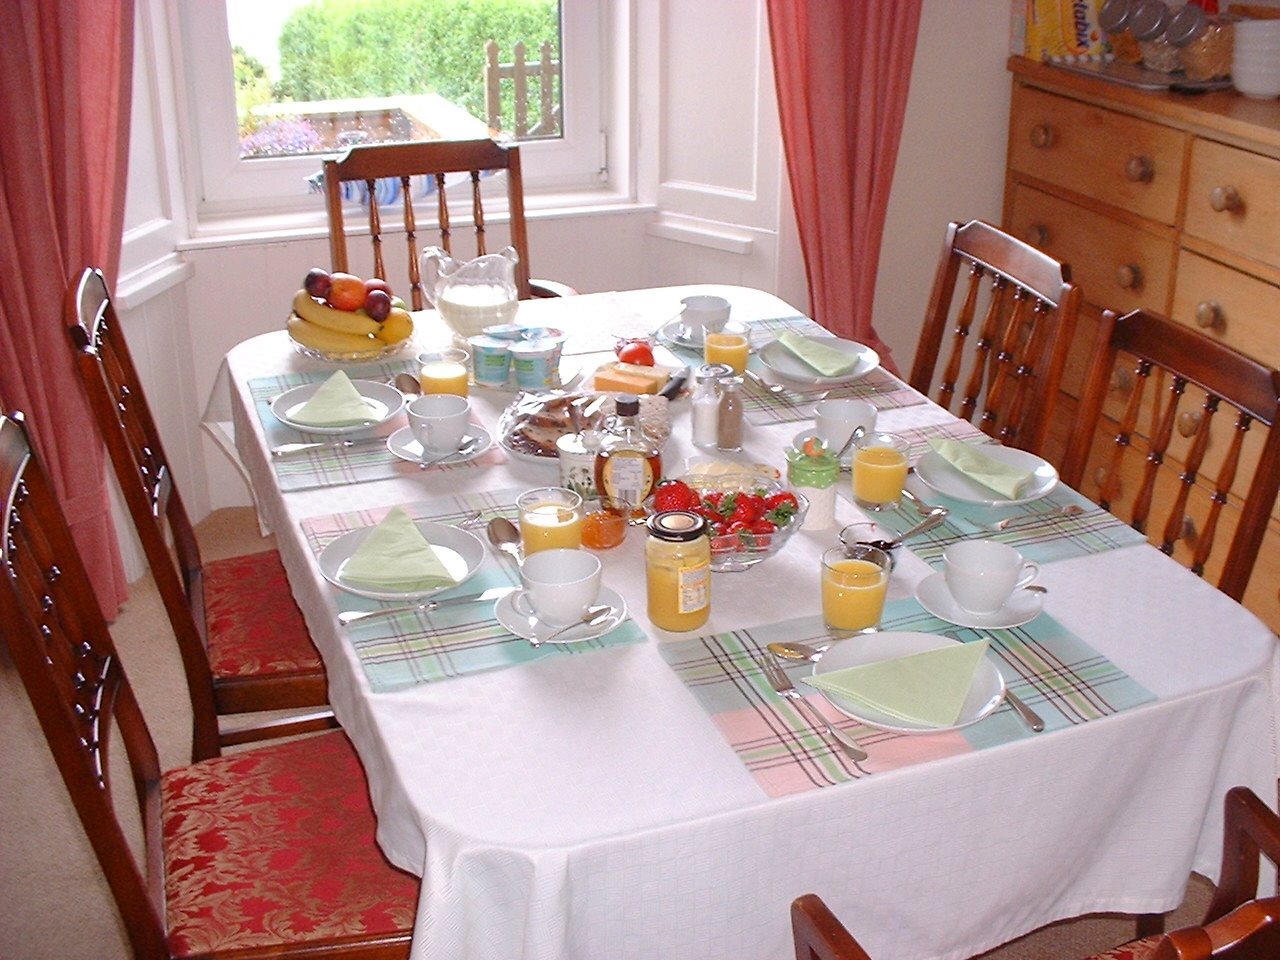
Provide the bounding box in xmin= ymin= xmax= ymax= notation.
xmin=240 ymin=118 xmax=323 ymax=157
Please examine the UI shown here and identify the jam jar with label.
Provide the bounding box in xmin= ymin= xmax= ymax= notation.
xmin=645 ymin=511 xmax=711 ymax=632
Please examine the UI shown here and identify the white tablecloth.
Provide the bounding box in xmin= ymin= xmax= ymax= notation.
xmin=214 ymin=285 xmax=1278 ymax=960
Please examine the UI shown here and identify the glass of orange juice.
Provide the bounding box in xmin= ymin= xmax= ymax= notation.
xmin=821 ymin=545 xmax=890 ymax=633
xmin=419 ymin=347 xmax=470 ymax=396
xmin=852 ymin=432 xmax=910 ymax=511
xmin=517 ymin=487 xmax=584 ymax=554
xmin=704 ymin=332 xmax=750 ymax=374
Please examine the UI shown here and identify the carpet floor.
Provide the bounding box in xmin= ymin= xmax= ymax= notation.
xmin=0 ymin=507 xmax=1210 ymax=959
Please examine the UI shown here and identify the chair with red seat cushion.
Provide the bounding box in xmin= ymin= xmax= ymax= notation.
xmin=791 ymin=787 xmax=1280 ymax=960
xmin=0 ymin=411 xmax=417 ymax=960
xmin=67 ymin=267 xmax=335 ymax=761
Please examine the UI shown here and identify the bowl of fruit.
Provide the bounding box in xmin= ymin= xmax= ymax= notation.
xmin=287 ymin=267 xmax=415 ymax=362
xmin=647 ymin=474 xmax=807 ymax=572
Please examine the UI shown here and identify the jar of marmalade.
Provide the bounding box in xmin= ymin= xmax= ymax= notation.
xmin=645 ymin=511 xmax=711 ymax=632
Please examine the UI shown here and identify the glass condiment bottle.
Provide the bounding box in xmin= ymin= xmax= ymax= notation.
xmin=786 ymin=434 xmax=839 ymax=531
xmin=645 ymin=511 xmax=711 ymax=632
xmin=1166 ymin=6 xmax=1233 ymax=82
xmin=593 ymin=394 xmax=661 ymax=519
xmin=691 ymin=362 xmax=731 ymax=449
xmin=716 ymin=376 xmax=744 ymax=452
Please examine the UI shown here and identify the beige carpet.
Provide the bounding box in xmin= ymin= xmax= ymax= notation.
xmin=0 ymin=507 xmax=1211 ymax=959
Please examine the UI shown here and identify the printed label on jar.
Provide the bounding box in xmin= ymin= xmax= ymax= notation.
xmin=601 ymin=456 xmax=652 ymax=501
xmin=677 ymin=561 xmax=710 ymax=614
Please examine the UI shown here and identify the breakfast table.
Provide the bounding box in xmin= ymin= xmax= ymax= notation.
xmin=209 ymin=284 xmax=1278 ymax=960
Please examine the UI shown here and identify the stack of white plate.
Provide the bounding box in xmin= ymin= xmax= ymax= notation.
xmin=1233 ymin=19 xmax=1280 ymax=100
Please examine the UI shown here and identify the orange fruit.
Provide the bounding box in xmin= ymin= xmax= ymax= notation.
xmin=326 ymin=272 xmax=366 ymax=312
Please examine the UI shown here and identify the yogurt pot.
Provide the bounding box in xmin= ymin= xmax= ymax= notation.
xmin=509 ymin=338 xmax=564 ymax=390
xmin=467 ymin=335 xmax=512 ymax=387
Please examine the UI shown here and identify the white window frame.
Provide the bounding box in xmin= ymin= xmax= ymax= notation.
xmin=174 ymin=1 xmax=615 ymax=223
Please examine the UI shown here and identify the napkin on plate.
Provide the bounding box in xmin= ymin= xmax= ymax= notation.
xmin=929 ymin=439 xmax=1033 ymax=499
xmin=291 ymin=370 xmax=377 ymax=426
xmin=776 ymin=331 xmax=858 ymax=377
xmin=340 ymin=507 xmax=459 ymax=592
xmin=803 ymin=639 xmax=990 ymax=727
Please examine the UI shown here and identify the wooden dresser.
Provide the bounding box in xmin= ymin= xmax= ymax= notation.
xmin=1002 ymin=56 xmax=1280 ymax=633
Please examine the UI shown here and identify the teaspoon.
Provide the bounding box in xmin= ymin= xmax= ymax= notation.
xmin=768 ymin=640 xmax=829 ymax=663
xmin=839 ymin=505 xmax=949 ymax=554
xmin=393 ymin=372 xmax=422 ymax=396
xmin=486 ymin=517 xmax=523 ymax=565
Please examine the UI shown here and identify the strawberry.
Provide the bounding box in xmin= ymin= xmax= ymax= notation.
xmin=653 ymin=479 xmax=697 ymax=512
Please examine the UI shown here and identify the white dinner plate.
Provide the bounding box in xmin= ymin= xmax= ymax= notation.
xmin=805 ymin=631 xmax=1005 ymax=734
xmin=756 ymin=336 xmax=879 ymax=386
xmin=913 ymin=445 xmax=1059 ymax=507
xmin=318 ymin=520 xmax=485 ymax=600
xmin=495 ymin=587 xmax=628 ymax=645
xmin=270 ymin=379 xmax=405 ymax=436
xmin=654 ymin=316 xmax=750 ymax=351
xmin=386 ymin=424 xmax=494 ymax=466
xmin=915 ymin=572 xmax=1043 ymax=630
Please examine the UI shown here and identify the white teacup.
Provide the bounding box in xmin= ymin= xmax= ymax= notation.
xmin=814 ymin=398 xmax=877 ymax=455
xmin=513 ymin=548 xmax=602 ymax=626
xmin=943 ymin=540 xmax=1040 ymax=615
xmin=680 ymin=295 xmax=731 ymax=340
xmin=407 ymin=394 xmax=469 ymax=454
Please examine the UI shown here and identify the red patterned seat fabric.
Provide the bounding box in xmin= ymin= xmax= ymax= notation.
xmin=204 ymin=550 xmax=324 ymax=680
xmin=1080 ymin=935 xmax=1161 ymax=960
xmin=162 ymin=730 xmax=418 ymax=956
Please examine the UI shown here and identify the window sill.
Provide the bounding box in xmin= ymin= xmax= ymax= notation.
xmin=178 ymin=187 xmax=654 ymax=252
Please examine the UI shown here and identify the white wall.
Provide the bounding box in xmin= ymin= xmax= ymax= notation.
xmin=116 ymin=0 xmax=1013 ymax=533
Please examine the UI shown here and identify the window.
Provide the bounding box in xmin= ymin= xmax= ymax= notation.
xmin=178 ymin=1 xmax=610 ymax=220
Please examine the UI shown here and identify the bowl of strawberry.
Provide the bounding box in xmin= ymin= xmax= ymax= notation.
xmin=648 ymin=476 xmax=808 ymax=572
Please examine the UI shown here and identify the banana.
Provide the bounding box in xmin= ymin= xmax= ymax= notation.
xmin=287 ymin=316 xmax=383 ymax=356
xmin=291 ymin=289 xmax=381 ymax=336
xmin=375 ymin=307 xmax=414 ymax=344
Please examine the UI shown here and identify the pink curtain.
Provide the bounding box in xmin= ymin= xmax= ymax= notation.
xmin=0 ymin=1 xmax=135 ymax=618
xmin=767 ymin=0 xmax=922 ymax=373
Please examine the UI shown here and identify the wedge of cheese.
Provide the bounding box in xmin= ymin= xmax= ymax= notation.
xmin=592 ymin=361 xmax=672 ymax=394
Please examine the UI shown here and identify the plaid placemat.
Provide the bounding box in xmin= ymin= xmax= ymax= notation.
xmin=658 ymin=598 xmax=1155 ymax=797
xmin=251 ymin=364 xmax=504 ymax=491
xmin=300 ymin=488 xmax=645 ymax=691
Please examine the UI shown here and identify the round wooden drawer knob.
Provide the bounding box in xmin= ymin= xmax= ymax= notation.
xmin=1195 ymin=301 xmax=1224 ymax=330
xmin=1116 ymin=264 xmax=1142 ymax=290
xmin=1030 ymin=124 xmax=1056 ymax=149
xmin=1178 ymin=410 xmax=1202 ymax=438
xmin=1209 ymin=185 xmax=1242 ymax=213
xmin=1026 ymin=224 xmax=1049 ymax=247
xmin=1126 ymin=155 xmax=1154 ymax=183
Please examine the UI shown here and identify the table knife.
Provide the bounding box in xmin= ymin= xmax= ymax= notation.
xmin=658 ymin=365 xmax=691 ymax=400
xmin=338 ymin=586 xmax=516 ymax=626
xmin=272 ymin=437 xmax=384 ymax=458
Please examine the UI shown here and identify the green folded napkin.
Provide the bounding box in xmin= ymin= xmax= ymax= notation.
xmin=340 ymin=507 xmax=459 ymax=592
xmin=929 ymin=439 xmax=1033 ymax=500
xmin=292 ymin=370 xmax=377 ymax=426
xmin=776 ymin=331 xmax=857 ymax=377
xmin=803 ymin=640 xmax=990 ymax=727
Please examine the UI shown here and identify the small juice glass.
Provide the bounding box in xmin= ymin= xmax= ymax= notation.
xmin=704 ymin=332 xmax=750 ymax=374
xmin=517 ymin=487 xmax=584 ymax=554
xmin=853 ymin=432 xmax=910 ymax=511
xmin=821 ymin=545 xmax=890 ymax=633
xmin=419 ymin=348 xmax=470 ymax=396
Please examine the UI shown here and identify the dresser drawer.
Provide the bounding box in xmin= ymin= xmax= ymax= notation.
xmin=1008 ymin=185 xmax=1175 ymax=315
xmin=1008 ymin=86 xmax=1186 ymax=225
xmin=1171 ymin=250 xmax=1280 ymax=370
xmin=1185 ymin=139 xmax=1280 ymax=269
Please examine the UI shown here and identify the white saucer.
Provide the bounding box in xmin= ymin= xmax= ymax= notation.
xmin=915 ymin=572 xmax=1043 ymax=629
xmin=495 ymin=587 xmax=628 ymax=644
xmin=318 ymin=521 xmax=486 ymax=601
xmin=655 ymin=316 xmax=749 ymax=351
xmin=271 ymin=379 xmax=405 ymax=435
xmin=386 ymin=425 xmax=494 ymax=465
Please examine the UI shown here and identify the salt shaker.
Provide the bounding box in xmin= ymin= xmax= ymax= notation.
xmin=691 ymin=362 xmax=730 ymax=449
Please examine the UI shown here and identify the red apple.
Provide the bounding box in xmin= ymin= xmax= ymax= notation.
xmin=364 ymin=289 xmax=392 ymax=321
xmin=364 ymin=277 xmax=393 ymax=297
xmin=304 ymin=267 xmax=331 ymax=299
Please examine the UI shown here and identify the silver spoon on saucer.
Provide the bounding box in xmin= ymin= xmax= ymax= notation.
xmin=532 ymin=604 xmax=614 ymax=647
xmin=419 ymin=435 xmax=481 ymax=469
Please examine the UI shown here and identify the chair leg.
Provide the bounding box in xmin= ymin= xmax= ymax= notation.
xmin=1136 ymin=913 xmax=1165 ymax=939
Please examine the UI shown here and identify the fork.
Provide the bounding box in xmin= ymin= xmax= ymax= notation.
xmin=994 ymin=504 xmax=1085 ymax=530
xmin=758 ymin=656 xmax=868 ymax=762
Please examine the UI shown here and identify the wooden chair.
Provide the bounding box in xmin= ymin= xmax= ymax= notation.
xmin=1060 ymin=309 xmax=1280 ymax=602
xmin=909 ymin=219 xmax=1082 ymax=457
xmin=323 ymin=138 xmax=576 ymax=309
xmin=67 ymin=268 xmax=335 ymax=762
xmin=0 ymin=410 xmax=417 ymax=960
xmin=791 ymin=787 xmax=1280 ymax=960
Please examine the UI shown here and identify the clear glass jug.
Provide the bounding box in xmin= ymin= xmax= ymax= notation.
xmin=420 ymin=245 xmax=520 ymax=338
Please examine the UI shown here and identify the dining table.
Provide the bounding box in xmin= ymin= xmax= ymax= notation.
xmin=207 ymin=283 xmax=1279 ymax=960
